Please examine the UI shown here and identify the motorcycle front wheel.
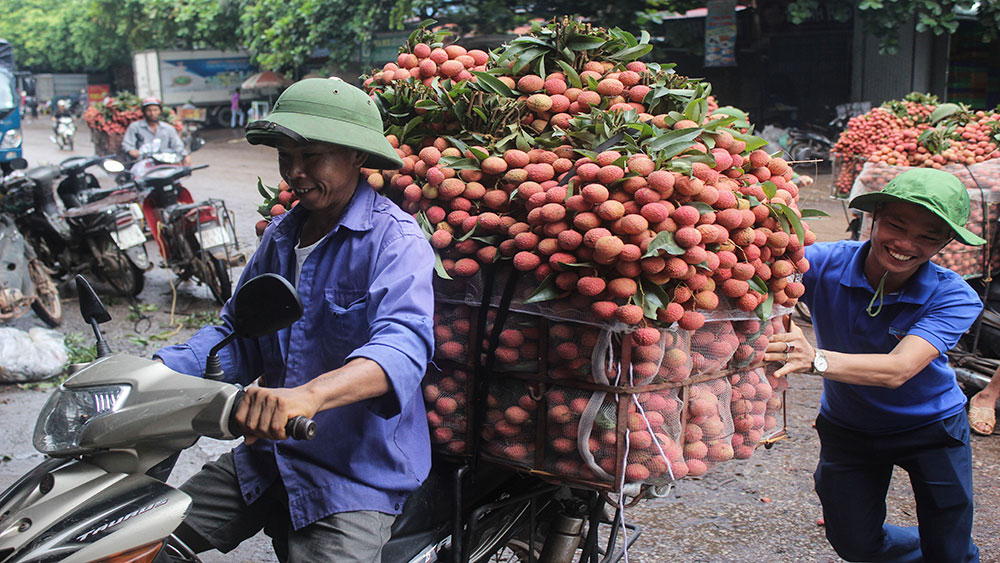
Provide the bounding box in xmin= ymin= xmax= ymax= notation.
xmin=28 ymin=259 xmax=63 ymax=327
xmin=199 ymin=252 xmax=232 ymax=305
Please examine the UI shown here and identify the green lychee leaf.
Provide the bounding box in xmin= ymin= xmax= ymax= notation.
xmin=256 ymin=177 xmax=271 ymax=200
xmin=749 ymin=274 xmax=768 ymax=295
xmin=415 ymin=211 xmax=435 ymax=237
xmin=800 ymin=208 xmax=830 ymax=218
xmin=689 ymin=202 xmax=715 ymax=215
xmin=643 ymin=231 xmax=685 ymax=257
xmin=470 ymin=71 xmax=516 ymax=98
xmin=772 ymin=202 xmax=807 ymax=245
xmin=433 ymin=251 xmax=453 ymax=280
xmin=609 ymin=43 xmax=652 ymax=62
xmin=567 ymin=35 xmax=608 ymax=52
xmin=257 ymin=204 xmax=272 ymax=218
xmin=524 ymin=274 xmax=564 ymax=304
xmin=555 ymin=60 xmax=583 ymax=89
xmin=438 ymin=156 xmax=481 ymax=170
xmin=761 ymin=181 xmax=778 ymax=200
xmin=755 ymin=292 xmax=775 ymax=322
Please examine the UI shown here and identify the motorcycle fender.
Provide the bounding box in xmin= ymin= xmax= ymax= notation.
xmin=0 ymin=460 xmax=189 ymax=563
xmin=126 ymin=244 xmax=152 ymax=271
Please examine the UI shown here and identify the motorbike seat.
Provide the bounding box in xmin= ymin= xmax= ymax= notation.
xmin=25 ymin=166 xmax=60 ymax=186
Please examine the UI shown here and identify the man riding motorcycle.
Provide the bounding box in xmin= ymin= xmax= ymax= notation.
xmin=154 ymin=78 xmax=436 ymax=562
xmin=122 ymin=97 xmax=190 ymax=169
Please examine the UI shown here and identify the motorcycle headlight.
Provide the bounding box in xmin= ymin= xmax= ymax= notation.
xmin=33 ymin=384 xmax=131 ymax=455
xmin=152 ymin=152 xmax=182 ymax=164
xmin=0 ymin=129 xmax=21 ymax=149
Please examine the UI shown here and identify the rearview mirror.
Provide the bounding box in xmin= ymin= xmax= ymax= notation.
xmin=232 ymin=273 xmax=303 ymax=337
xmin=10 ymin=158 xmax=27 ymax=171
xmin=203 ymin=274 xmax=302 ymax=379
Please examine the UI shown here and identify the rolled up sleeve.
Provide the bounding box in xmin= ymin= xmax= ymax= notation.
xmin=348 ymin=231 xmax=435 ymax=418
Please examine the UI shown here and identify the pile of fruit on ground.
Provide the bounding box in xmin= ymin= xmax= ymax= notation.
xmin=259 ymin=19 xmax=824 ymax=490
xmin=831 ymin=92 xmax=1000 ymax=197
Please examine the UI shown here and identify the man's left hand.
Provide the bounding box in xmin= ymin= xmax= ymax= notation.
xmin=765 ymin=320 xmax=814 ymax=378
xmin=235 ymin=385 xmax=321 ymax=445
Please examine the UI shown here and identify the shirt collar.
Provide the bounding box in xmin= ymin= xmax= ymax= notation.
xmin=839 ymin=240 xmax=936 ymax=304
xmin=272 ymin=175 xmax=373 ymax=244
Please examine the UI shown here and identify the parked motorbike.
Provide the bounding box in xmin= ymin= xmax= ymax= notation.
xmin=136 ymin=163 xmax=243 ymax=304
xmin=0 ymin=160 xmax=62 ymax=327
xmin=0 ymin=273 xmax=314 ymax=563
xmin=0 ymin=273 xmax=638 ymax=563
xmin=50 ymin=116 xmax=75 ymax=151
xmin=8 ymin=160 xmax=149 ymax=297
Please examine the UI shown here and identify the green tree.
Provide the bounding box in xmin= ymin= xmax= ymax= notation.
xmin=787 ymin=0 xmax=1000 ymax=54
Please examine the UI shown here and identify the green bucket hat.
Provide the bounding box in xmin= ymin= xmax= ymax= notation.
xmin=245 ymin=77 xmax=404 ymax=170
xmin=850 ymin=168 xmax=986 ymax=246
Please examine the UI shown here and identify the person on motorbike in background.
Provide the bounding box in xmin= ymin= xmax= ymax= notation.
xmin=154 ymin=77 xmax=435 ymax=562
xmin=768 ymin=168 xmax=984 ymax=562
xmin=121 ymin=97 xmax=190 ymax=165
xmin=51 ymin=99 xmax=73 ymax=136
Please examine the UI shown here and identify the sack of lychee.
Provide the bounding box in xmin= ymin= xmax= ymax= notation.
xmin=424 ymin=282 xmax=789 ymax=490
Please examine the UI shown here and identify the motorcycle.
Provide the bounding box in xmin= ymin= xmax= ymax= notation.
xmin=51 ymin=116 xmax=75 ymax=151
xmin=0 ymin=159 xmax=62 ymax=327
xmin=9 ymin=160 xmax=149 ymax=297
xmin=0 ymin=273 xmax=314 ymax=563
xmin=0 ymin=273 xmax=638 ymax=563
xmin=135 ymin=163 xmax=243 ymax=304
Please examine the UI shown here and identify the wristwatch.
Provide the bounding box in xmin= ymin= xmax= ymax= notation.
xmin=812 ymin=349 xmax=829 ymax=374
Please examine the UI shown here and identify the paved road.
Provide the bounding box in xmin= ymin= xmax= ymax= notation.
xmin=1 ymin=118 xmax=998 ymax=562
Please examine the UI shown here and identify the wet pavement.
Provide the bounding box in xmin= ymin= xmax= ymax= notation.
xmin=1 ymin=119 xmax=998 ymax=562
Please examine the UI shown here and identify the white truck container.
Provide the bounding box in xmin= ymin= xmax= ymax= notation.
xmin=133 ymin=49 xmax=256 ymax=127
xmin=34 ymin=73 xmax=88 ymax=104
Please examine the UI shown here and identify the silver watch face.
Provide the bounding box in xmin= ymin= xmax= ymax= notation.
xmin=813 ymin=350 xmax=829 ymax=373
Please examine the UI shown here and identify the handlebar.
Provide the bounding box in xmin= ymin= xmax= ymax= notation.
xmin=228 ymin=389 xmax=317 ymax=441
xmin=191 ymin=164 xmax=210 ymax=172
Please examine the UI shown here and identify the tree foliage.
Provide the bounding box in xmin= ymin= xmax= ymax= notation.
xmin=1 ymin=0 xmax=998 ymax=74
xmin=788 ymin=0 xmax=1000 ymax=54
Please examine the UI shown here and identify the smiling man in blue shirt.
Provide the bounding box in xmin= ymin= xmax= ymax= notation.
xmin=768 ymin=168 xmax=984 ymax=563
xmin=155 ymin=78 xmax=435 ymax=562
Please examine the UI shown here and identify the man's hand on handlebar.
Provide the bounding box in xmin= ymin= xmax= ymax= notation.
xmin=128 ymin=149 xmax=141 ymax=159
xmin=236 ymin=385 xmax=321 ymax=445
xmin=183 ymin=155 xmax=192 ymax=166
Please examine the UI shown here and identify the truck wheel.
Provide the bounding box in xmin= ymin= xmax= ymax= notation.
xmin=215 ymin=107 xmax=233 ymax=128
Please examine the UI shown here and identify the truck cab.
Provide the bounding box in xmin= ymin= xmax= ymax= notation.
xmin=0 ymin=39 xmax=22 ymax=174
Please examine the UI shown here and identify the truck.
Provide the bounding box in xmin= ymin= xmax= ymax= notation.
xmin=0 ymin=39 xmax=21 ymax=174
xmin=133 ymin=49 xmax=256 ymax=128
xmin=33 ymin=73 xmax=88 ymax=107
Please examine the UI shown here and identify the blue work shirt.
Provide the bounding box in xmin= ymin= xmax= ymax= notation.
xmin=121 ymin=119 xmax=187 ymax=156
xmin=155 ymin=178 xmax=435 ymax=529
xmin=801 ymin=240 xmax=982 ymax=434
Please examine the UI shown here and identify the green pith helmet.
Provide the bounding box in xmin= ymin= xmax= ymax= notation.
xmin=850 ymin=168 xmax=986 ymax=246
xmin=245 ymin=77 xmax=403 ymax=170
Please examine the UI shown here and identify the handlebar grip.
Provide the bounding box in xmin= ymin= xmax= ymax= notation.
xmin=228 ymin=390 xmax=317 ymax=440
xmin=286 ymin=416 xmax=317 ymax=440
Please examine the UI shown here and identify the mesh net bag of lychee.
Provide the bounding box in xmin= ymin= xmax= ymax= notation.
xmin=850 ymin=160 xmax=1000 ymax=279
xmin=422 ymin=271 xmax=792 ymax=491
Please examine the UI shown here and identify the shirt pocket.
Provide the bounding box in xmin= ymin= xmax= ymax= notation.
xmin=321 ymin=288 xmax=370 ymax=362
